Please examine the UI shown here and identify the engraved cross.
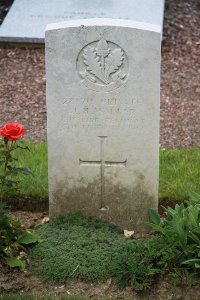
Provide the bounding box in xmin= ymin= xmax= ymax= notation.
xmin=79 ymin=136 xmax=127 ymax=210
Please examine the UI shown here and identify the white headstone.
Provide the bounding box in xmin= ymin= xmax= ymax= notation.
xmin=46 ymin=19 xmax=161 ymax=230
xmin=0 ymin=0 xmax=164 ymax=43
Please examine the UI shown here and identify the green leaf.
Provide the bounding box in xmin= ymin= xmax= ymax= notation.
xmin=149 ymin=209 xmax=160 ymax=225
xmin=9 ymin=157 xmax=18 ymax=162
xmin=188 ymin=191 xmax=200 ymax=206
xmin=182 ymin=258 xmax=200 ymax=268
xmin=11 ymin=242 xmax=26 ymax=251
xmin=188 ymin=209 xmax=198 ymax=227
xmin=19 ymin=168 xmax=32 ymax=175
xmin=4 ymin=179 xmax=19 ymax=187
xmin=0 ymin=202 xmax=9 ymax=213
xmin=16 ymin=145 xmax=30 ymax=151
xmin=189 ymin=232 xmax=200 ymax=244
xmin=8 ymin=167 xmax=32 ymax=176
xmin=6 ymin=257 xmax=25 ymax=270
xmin=17 ymin=231 xmax=42 ymax=244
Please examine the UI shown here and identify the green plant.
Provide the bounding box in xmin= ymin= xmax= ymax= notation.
xmin=29 ymin=213 xmax=173 ymax=292
xmin=149 ymin=191 xmax=200 ymax=274
xmin=114 ymin=192 xmax=200 ymax=291
xmin=112 ymin=235 xmax=176 ymax=291
xmin=0 ymin=123 xmax=31 ymax=200
xmin=29 ymin=213 xmax=135 ymax=283
xmin=0 ymin=202 xmax=41 ymax=270
xmin=0 ymin=123 xmax=41 ymax=269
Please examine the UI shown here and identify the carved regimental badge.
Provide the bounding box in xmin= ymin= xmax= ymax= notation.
xmin=77 ymin=39 xmax=128 ymax=92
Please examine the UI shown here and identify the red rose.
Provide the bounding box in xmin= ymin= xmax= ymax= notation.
xmin=0 ymin=123 xmax=25 ymax=141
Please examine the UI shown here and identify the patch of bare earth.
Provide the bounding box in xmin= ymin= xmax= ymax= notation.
xmin=1 ymin=0 xmax=200 ymax=298
xmin=1 ymin=267 xmax=200 ymax=300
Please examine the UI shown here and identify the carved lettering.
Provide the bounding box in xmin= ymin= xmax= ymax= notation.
xmin=61 ymin=96 xmax=144 ymax=130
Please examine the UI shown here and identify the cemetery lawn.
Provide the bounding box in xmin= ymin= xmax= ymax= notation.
xmin=3 ymin=141 xmax=200 ymax=204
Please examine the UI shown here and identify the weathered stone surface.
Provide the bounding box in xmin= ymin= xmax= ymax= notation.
xmin=46 ymin=19 xmax=161 ymax=230
xmin=0 ymin=0 xmax=164 ymax=43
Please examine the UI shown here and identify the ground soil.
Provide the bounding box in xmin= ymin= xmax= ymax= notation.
xmin=0 ymin=0 xmax=200 ymax=299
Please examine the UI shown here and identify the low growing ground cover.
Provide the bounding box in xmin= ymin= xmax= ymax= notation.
xmin=29 ymin=191 xmax=200 ymax=292
xmin=29 ymin=213 xmax=134 ymax=284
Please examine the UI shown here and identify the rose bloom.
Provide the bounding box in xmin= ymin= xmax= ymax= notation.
xmin=0 ymin=123 xmax=25 ymax=141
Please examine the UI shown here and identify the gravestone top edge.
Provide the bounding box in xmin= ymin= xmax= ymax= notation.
xmin=45 ymin=18 xmax=161 ymax=34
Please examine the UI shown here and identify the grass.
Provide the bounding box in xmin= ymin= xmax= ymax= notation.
xmin=16 ymin=141 xmax=48 ymax=198
xmin=0 ymin=141 xmax=48 ymax=200
xmin=29 ymin=213 xmax=134 ymax=283
xmin=159 ymin=148 xmax=200 ymax=200
xmin=1 ymin=141 xmax=200 ymax=202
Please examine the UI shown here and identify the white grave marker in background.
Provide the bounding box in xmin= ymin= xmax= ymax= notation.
xmin=0 ymin=0 xmax=164 ymax=43
xmin=45 ymin=19 xmax=161 ymax=230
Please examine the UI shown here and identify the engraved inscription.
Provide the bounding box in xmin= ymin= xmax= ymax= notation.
xmin=79 ymin=136 xmax=127 ymax=210
xmin=63 ymin=97 xmax=137 ymax=106
xmin=30 ymin=11 xmax=106 ymax=20
xmin=77 ymin=39 xmax=128 ymax=92
xmin=62 ymin=97 xmax=145 ymax=130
